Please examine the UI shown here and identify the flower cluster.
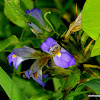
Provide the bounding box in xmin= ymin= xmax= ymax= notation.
xmin=7 ymin=37 xmax=75 ymax=86
xmin=7 ymin=8 xmax=75 ymax=87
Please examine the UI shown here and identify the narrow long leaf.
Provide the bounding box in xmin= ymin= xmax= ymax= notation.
xmin=0 ymin=67 xmax=28 ymax=100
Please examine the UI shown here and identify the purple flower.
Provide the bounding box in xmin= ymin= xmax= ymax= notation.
xmin=24 ymin=56 xmax=50 ymax=87
xmin=25 ymin=70 xmax=46 ymax=87
xmin=28 ymin=22 xmax=42 ymax=34
xmin=7 ymin=46 xmax=41 ymax=70
xmin=40 ymin=37 xmax=76 ymax=68
xmin=25 ymin=8 xmax=45 ymax=27
xmin=7 ymin=53 xmax=25 ymax=70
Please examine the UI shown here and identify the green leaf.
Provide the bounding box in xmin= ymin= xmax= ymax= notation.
xmin=65 ymin=84 xmax=92 ymax=99
xmin=67 ymin=69 xmax=80 ymax=89
xmin=84 ymin=79 xmax=100 ymax=94
xmin=29 ymin=95 xmax=50 ymax=100
xmin=59 ymin=77 xmax=68 ymax=91
xmin=91 ymin=36 xmax=100 ymax=57
xmin=53 ymin=78 xmax=61 ymax=91
xmin=12 ymin=76 xmax=45 ymax=98
xmin=66 ymin=90 xmax=91 ymax=99
xmin=75 ymin=84 xmax=85 ymax=92
xmin=0 ymin=67 xmax=28 ymax=100
xmin=4 ymin=0 xmax=30 ymax=27
xmin=0 ymin=35 xmax=19 ymax=52
xmin=82 ymin=0 xmax=100 ymax=40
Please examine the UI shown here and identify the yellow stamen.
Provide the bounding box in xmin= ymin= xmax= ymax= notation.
xmin=55 ymin=51 xmax=61 ymax=57
xmin=33 ymin=72 xmax=37 ymax=79
xmin=12 ymin=54 xmax=17 ymax=58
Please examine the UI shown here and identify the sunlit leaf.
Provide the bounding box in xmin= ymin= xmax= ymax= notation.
xmin=82 ymin=0 xmax=100 ymax=40
xmin=91 ymin=36 xmax=100 ymax=57
xmin=4 ymin=0 xmax=27 ymax=27
xmin=4 ymin=0 xmax=34 ymax=27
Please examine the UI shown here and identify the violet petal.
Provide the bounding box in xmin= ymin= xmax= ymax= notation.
xmin=25 ymin=70 xmax=30 ymax=79
xmin=46 ymin=37 xmax=58 ymax=47
xmin=40 ymin=42 xmax=50 ymax=53
xmin=25 ymin=8 xmax=45 ymax=27
xmin=32 ymin=74 xmax=46 ymax=87
xmin=53 ymin=55 xmax=69 ymax=68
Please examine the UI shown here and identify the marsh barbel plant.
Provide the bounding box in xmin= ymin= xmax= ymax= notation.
xmin=3 ymin=1 xmax=100 ymax=99
xmin=7 ymin=8 xmax=76 ymax=86
xmin=7 ymin=8 xmax=94 ymax=87
xmin=7 ymin=36 xmax=76 ymax=86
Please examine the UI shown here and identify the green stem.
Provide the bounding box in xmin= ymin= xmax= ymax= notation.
xmin=83 ymin=64 xmax=100 ymax=69
xmin=44 ymin=11 xmax=55 ymax=31
xmin=20 ymin=26 xmax=26 ymax=41
xmin=84 ymin=39 xmax=94 ymax=55
xmin=61 ymin=29 xmax=68 ymax=38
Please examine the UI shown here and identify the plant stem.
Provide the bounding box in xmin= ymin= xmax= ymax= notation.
xmin=84 ymin=39 xmax=94 ymax=55
xmin=83 ymin=64 xmax=100 ymax=69
xmin=44 ymin=11 xmax=54 ymax=31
